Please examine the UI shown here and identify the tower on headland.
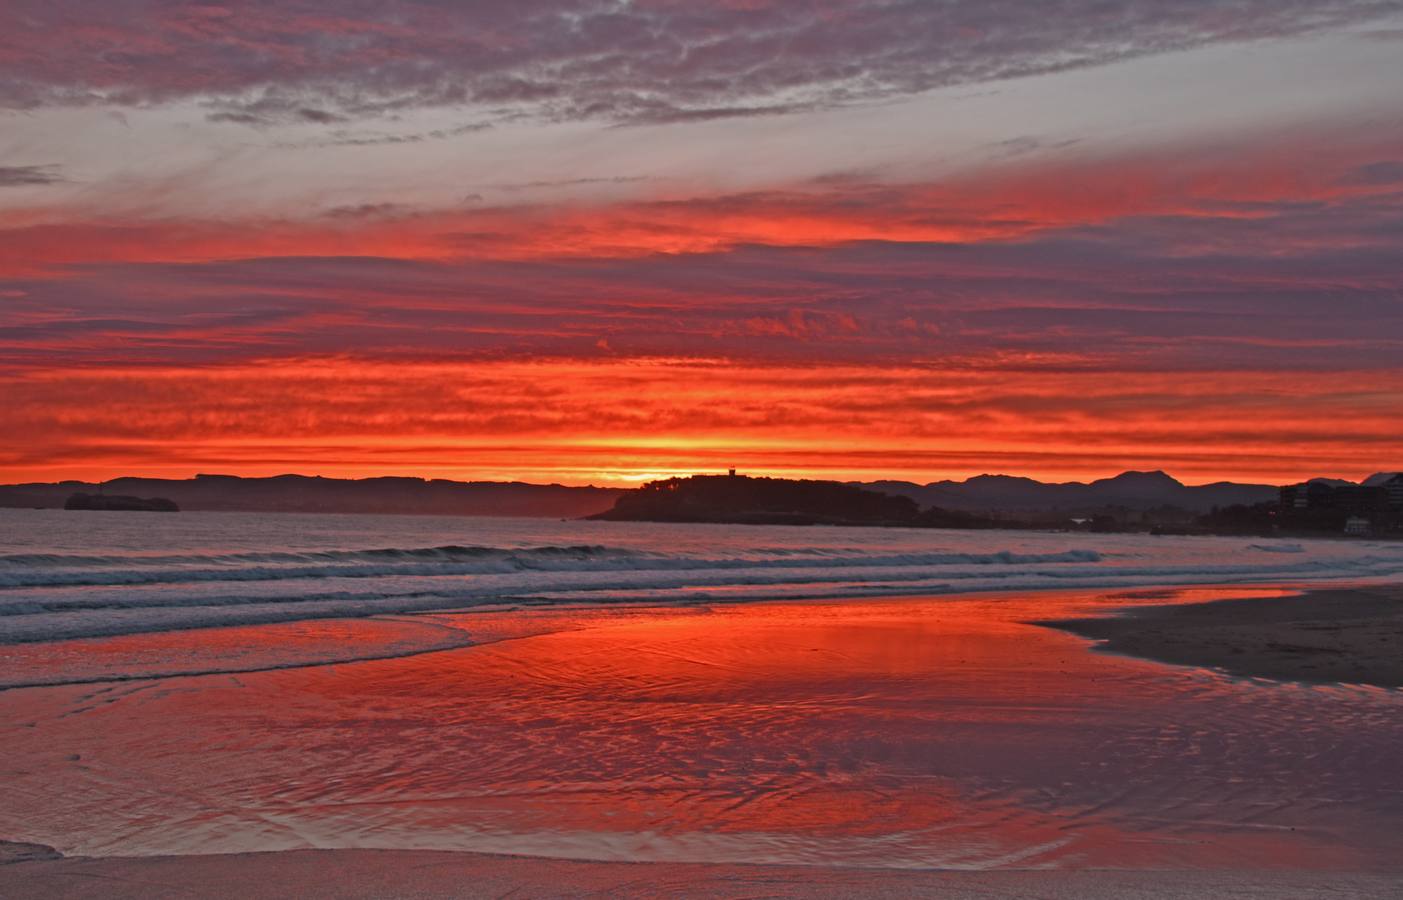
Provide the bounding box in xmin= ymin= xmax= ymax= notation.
xmin=728 ymin=468 xmax=737 ymax=477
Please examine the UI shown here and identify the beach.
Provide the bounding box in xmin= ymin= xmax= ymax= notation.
xmin=4 ymin=575 xmax=1403 ymax=897
xmin=7 ymin=846 xmax=1403 ymax=899
xmin=9 ymin=0 xmax=1403 ymax=891
xmin=1044 ymin=584 xmax=1403 ymax=689
xmin=1043 ymin=584 xmax=1403 ymax=687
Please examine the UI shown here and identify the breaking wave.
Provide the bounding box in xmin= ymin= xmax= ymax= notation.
xmin=0 ymin=545 xmax=1104 ymax=590
xmin=3 ymin=510 xmax=1401 ymax=647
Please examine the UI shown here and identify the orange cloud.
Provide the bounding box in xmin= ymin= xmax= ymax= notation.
xmin=6 ymin=127 xmax=1398 ymax=278
xmin=4 ymin=128 xmax=1401 ymax=486
xmin=4 ymin=356 xmax=1402 ymax=485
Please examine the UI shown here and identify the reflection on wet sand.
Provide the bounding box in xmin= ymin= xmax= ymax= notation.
xmin=1 ymin=587 xmax=1400 ymax=871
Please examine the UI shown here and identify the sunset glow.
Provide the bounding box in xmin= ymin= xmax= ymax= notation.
xmin=4 ymin=2 xmax=1402 ymax=485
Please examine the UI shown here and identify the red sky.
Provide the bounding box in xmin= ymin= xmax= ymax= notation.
xmin=3 ymin=1 xmax=1403 ymax=486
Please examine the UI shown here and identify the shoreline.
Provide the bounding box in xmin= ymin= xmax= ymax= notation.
xmin=6 ymin=586 xmax=1403 ymax=893
xmin=5 ymin=580 xmax=1396 ymax=693
xmin=5 ymin=846 xmax=1402 ymax=899
xmin=1039 ymin=584 xmax=1403 ymax=689
xmin=0 ymin=580 xmax=1303 ymax=693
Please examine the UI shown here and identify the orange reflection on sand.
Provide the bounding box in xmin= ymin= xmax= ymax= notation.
xmin=1 ymin=588 xmax=1398 ymax=869
xmin=0 ymin=617 xmax=471 ymax=689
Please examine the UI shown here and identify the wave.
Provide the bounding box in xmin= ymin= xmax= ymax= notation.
xmin=5 ymin=558 xmax=1399 ymax=649
xmin=0 ymin=544 xmax=628 ymax=568
xmin=5 ymin=522 xmax=1403 ymax=651
xmin=0 ymin=546 xmax=1104 ymax=590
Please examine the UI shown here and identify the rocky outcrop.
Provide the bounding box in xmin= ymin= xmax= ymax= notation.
xmin=64 ymin=492 xmax=179 ymax=512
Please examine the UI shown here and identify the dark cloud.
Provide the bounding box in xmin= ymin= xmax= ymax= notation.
xmin=987 ymin=136 xmax=1083 ymax=160
xmin=296 ymin=121 xmax=492 ymax=147
xmin=0 ymin=1 xmax=1397 ymax=124
xmin=0 ymin=164 xmax=64 ymax=186
xmin=1344 ymin=160 xmax=1403 ymax=184
xmin=491 ymin=176 xmax=651 ymax=192
xmin=5 ymin=184 xmax=1402 ymax=373
xmin=322 ymin=203 xmax=410 ymax=219
xmin=205 ymin=99 xmax=349 ymax=127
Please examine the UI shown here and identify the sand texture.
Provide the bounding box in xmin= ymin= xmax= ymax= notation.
xmin=5 ymin=848 xmax=1403 ymax=899
xmin=1044 ymin=586 xmax=1403 ymax=688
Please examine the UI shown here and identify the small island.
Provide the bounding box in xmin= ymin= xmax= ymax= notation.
xmin=588 ymin=473 xmax=995 ymax=528
xmin=64 ymin=492 xmax=180 ymax=512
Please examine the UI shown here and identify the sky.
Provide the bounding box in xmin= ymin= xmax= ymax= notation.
xmin=3 ymin=1 xmax=1403 ymax=487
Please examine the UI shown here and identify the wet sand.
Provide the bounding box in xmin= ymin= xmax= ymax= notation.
xmin=4 ymin=586 xmax=1403 ymax=897
xmin=5 ymin=846 xmax=1402 ymax=899
xmin=1044 ymin=585 xmax=1403 ymax=688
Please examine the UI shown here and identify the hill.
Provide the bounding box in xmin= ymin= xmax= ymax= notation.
xmin=859 ymin=470 xmax=1277 ymax=515
xmin=589 ymin=475 xmax=996 ymax=528
xmin=0 ymin=475 xmax=622 ymax=518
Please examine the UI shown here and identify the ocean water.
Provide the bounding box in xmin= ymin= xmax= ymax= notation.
xmin=3 ymin=508 xmax=1403 ymax=649
xmin=4 ymin=591 xmax=1402 ymax=869
xmin=3 ymin=509 xmax=1403 ymax=871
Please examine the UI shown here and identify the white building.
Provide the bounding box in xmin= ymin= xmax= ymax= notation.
xmin=1344 ymin=516 xmax=1371 ymax=536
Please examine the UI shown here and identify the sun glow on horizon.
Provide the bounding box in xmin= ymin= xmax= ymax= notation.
xmin=2 ymin=5 xmax=1402 ymax=489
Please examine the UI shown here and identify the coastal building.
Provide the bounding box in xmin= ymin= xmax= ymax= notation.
xmin=1279 ymin=482 xmax=1307 ymax=509
xmin=1279 ymin=481 xmax=1387 ymax=513
xmin=1363 ymin=472 xmax=1403 ymax=509
xmin=1277 ymin=476 xmax=1401 ymax=535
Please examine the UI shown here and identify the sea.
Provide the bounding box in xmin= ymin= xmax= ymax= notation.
xmin=4 ymin=508 xmax=1403 ymax=871
xmin=3 ymin=507 xmax=1402 ymax=647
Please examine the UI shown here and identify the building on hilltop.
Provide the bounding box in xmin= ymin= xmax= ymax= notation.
xmin=1279 ymin=481 xmax=1388 ymax=514
xmin=1278 ymin=473 xmax=1402 ymax=535
xmin=1362 ymin=472 xmax=1403 ymax=509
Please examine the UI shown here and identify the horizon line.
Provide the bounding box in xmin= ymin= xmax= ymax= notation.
xmin=4 ymin=468 xmax=1398 ymax=490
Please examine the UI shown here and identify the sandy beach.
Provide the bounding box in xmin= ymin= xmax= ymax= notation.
xmin=1043 ymin=584 xmax=1403 ymax=688
xmin=6 ymin=845 xmax=1403 ymax=899
xmin=4 ymin=583 xmax=1403 ymax=898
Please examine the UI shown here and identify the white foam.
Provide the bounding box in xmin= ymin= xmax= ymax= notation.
xmin=2 ymin=509 xmax=1401 ymax=647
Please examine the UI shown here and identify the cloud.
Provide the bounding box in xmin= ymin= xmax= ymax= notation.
xmin=5 ymin=171 xmax=1402 ymax=374
xmin=274 ymin=122 xmax=493 ymax=148
xmin=1344 ymin=160 xmax=1403 ymax=184
xmin=15 ymin=123 xmax=1399 ymax=276
xmin=5 ymin=356 xmax=1403 ymax=484
xmin=2 ymin=125 xmax=1402 ymax=487
xmin=491 ymin=176 xmax=651 ymax=192
xmin=0 ymin=164 xmax=64 ymax=187
xmin=206 ymin=105 xmax=348 ymax=126
xmin=322 ymin=203 xmax=411 ymax=220
xmin=0 ymin=1 xmax=1397 ymax=124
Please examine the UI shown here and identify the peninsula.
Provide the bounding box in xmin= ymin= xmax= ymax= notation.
xmin=589 ymin=473 xmax=996 ymax=528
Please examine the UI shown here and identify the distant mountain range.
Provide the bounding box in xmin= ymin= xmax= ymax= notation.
xmin=0 ymin=474 xmax=624 ymax=518
xmin=857 ymin=470 xmax=1279 ymax=515
xmin=1 ymin=470 xmax=1390 ymax=519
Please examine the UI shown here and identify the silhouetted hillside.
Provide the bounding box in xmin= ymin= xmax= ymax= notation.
xmin=0 ymin=470 xmax=1339 ymax=527
xmin=590 ymin=475 xmax=998 ymax=528
xmin=860 ymin=470 xmax=1277 ymax=515
xmin=63 ymin=492 xmax=179 ymax=512
xmin=0 ymin=475 xmax=621 ymax=518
